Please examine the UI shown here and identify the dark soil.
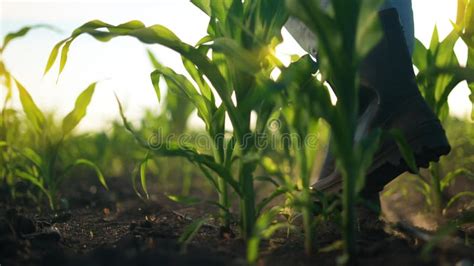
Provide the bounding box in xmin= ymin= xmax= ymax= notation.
xmin=1 ymin=175 xmax=473 ymax=266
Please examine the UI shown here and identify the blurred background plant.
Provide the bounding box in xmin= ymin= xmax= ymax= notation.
xmin=384 ymin=0 xmax=474 ymax=219
xmin=4 ymin=81 xmax=107 ymax=209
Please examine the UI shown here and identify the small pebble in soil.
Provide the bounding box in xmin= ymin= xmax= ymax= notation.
xmin=219 ymin=226 xmax=235 ymax=240
xmin=89 ymin=185 xmax=97 ymax=194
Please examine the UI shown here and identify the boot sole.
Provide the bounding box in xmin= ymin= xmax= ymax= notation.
xmin=313 ymin=120 xmax=451 ymax=195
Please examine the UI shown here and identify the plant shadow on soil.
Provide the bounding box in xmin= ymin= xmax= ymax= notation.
xmin=1 ymin=172 xmax=473 ymax=266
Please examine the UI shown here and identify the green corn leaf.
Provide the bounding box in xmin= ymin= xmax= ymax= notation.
xmin=256 ymin=187 xmax=288 ymax=215
xmin=191 ymin=0 xmax=211 ymax=15
xmin=204 ymin=200 xmax=231 ymax=216
xmin=441 ymin=168 xmax=474 ymax=190
xmin=457 ymin=0 xmax=468 ymax=25
xmin=255 ymin=175 xmax=279 ymax=188
xmin=195 ymin=35 xmax=213 ymax=46
xmin=62 ymin=82 xmax=97 ymax=136
xmin=58 ymin=39 xmax=74 ymax=80
xmin=247 ymin=208 xmax=280 ymax=263
xmin=71 ymin=159 xmax=108 ymax=190
xmin=413 ymin=39 xmax=428 ymax=71
xmin=178 ymin=217 xmax=208 ymax=252
xmin=355 ymin=0 xmax=384 ymax=61
xmin=470 ymin=90 xmax=474 ymax=120
xmin=197 ymin=164 xmax=221 ymax=193
xmin=388 ymin=129 xmax=419 ymax=174
xmin=260 ymin=156 xmax=280 ymax=175
xmin=1 ymin=24 xmax=58 ymax=53
xmin=428 ymin=66 xmax=474 ymax=83
xmin=224 ymin=136 xmax=236 ymax=169
xmin=110 ymin=20 xmax=146 ymax=34
xmin=146 ymin=48 xmax=160 ymax=68
xmin=15 ymin=169 xmax=53 ymax=209
xmin=319 ymin=240 xmax=344 ymax=253
xmin=115 ymin=94 xmax=149 ymax=147
xmin=209 ymin=104 xmax=225 ymax=137
xmin=167 ymin=194 xmax=202 ymax=205
xmin=212 ymin=37 xmax=260 ymax=74
xmin=150 ymin=69 xmax=161 ymax=102
xmin=20 ymin=147 xmax=44 ymax=170
xmin=116 ymin=95 xmax=241 ymax=195
xmin=132 ymin=153 xmax=151 ymax=199
xmin=45 ymin=19 xmax=242 ymax=137
xmin=150 ymin=66 xmax=212 ymax=127
xmin=139 ymin=155 xmax=150 ymax=199
xmin=146 ymin=49 xmax=164 ymax=102
xmin=182 ymin=56 xmax=214 ymax=102
xmin=277 ymin=54 xmax=319 ymax=90
xmin=445 ymin=191 xmax=474 ymax=210
xmin=15 ymin=79 xmax=45 ymax=133
xmin=44 ymin=39 xmax=68 ymax=76
xmin=429 ymin=26 xmax=440 ymax=52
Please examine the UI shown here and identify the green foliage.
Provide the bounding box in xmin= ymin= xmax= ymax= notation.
xmin=44 ymin=2 xmax=295 ymax=260
xmin=405 ymin=0 xmax=474 ymax=217
xmin=0 ymin=25 xmax=57 ymax=200
xmin=6 ymin=82 xmax=107 ymax=209
xmin=178 ymin=217 xmax=208 ymax=253
xmin=2 ymin=1 xmax=473 ymax=264
xmin=413 ymin=28 xmax=464 ymax=120
xmin=286 ymin=0 xmax=383 ymax=262
xmin=274 ymin=54 xmax=325 ymax=254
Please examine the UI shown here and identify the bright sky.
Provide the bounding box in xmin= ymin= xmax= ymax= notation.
xmin=0 ymin=0 xmax=471 ymax=132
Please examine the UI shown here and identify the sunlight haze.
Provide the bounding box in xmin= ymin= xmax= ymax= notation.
xmin=0 ymin=0 xmax=471 ymax=132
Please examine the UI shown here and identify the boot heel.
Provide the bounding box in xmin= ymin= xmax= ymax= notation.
xmin=362 ymin=120 xmax=451 ymax=195
xmin=406 ymin=121 xmax=451 ymax=171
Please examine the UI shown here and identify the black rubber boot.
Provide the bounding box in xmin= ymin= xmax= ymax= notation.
xmin=310 ymin=8 xmax=451 ymax=197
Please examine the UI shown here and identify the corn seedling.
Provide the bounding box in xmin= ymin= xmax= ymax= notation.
xmin=275 ymin=54 xmax=324 ymax=254
xmin=1 ymin=25 xmax=57 ymax=198
xmin=286 ymin=0 xmax=384 ymax=263
xmin=406 ymin=0 xmax=474 ymax=215
xmin=5 ymin=81 xmax=107 ymax=209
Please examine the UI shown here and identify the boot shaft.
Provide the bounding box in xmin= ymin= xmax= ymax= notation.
xmin=359 ymin=8 xmax=421 ymax=115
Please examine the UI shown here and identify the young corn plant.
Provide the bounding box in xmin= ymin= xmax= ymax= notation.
xmin=7 ymin=81 xmax=107 ymax=209
xmin=130 ymin=50 xmax=196 ymax=199
xmin=286 ymin=0 xmax=384 ymax=263
xmin=146 ymin=49 xmax=195 ymax=135
xmin=1 ymin=25 xmax=56 ymax=198
xmin=407 ymin=0 xmax=474 ymax=216
xmin=248 ymin=55 xmax=331 ymax=256
xmin=44 ymin=1 xmax=300 ymax=256
xmin=274 ymin=55 xmax=326 ymax=255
